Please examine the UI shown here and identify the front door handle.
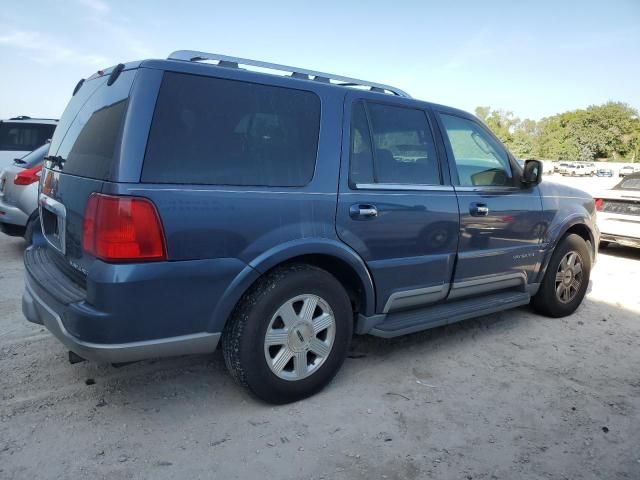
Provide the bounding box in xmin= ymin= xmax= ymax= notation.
xmin=470 ymin=203 xmax=489 ymax=217
xmin=350 ymin=204 xmax=378 ymax=219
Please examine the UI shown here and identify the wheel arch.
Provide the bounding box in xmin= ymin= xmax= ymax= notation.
xmin=207 ymin=239 xmax=376 ymax=333
xmin=538 ymin=217 xmax=597 ymax=283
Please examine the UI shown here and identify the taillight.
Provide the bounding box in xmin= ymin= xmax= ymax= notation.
xmin=594 ymin=198 xmax=604 ymax=211
xmin=14 ymin=165 xmax=42 ymax=185
xmin=82 ymin=193 xmax=167 ymax=262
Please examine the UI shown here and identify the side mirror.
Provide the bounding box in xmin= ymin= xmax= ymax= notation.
xmin=522 ymin=159 xmax=542 ymax=185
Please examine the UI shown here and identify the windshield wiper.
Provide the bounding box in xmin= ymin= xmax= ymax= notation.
xmin=44 ymin=155 xmax=66 ymax=169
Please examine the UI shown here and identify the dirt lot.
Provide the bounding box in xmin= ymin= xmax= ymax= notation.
xmin=1 ymin=178 xmax=639 ymax=479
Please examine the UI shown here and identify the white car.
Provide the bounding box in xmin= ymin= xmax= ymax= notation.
xmin=583 ymin=163 xmax=596 ymax=176
xmin=619 ymin=165 xmax=637 ymax=178
xmin=0 ymin=116 xmax=57 ymax=171
xmin=566 ymin=163 xmax=589 ymax=176
xmin=596 ymin=173 xmax=640 ymax=249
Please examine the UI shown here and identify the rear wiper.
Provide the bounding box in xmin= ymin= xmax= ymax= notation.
xmin=13 ymin=158 xmax=26 ymax=165
xmin=44 ymin=155 xmax=66 ymax=169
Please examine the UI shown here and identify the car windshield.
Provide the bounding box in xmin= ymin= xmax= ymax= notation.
xmin=0 ymin=122 xmax=56 ymax=151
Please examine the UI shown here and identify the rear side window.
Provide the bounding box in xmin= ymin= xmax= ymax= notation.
xmin=0 ymin=123 xmax=55 ymax=151
xmin=142 ymin=72 xmax=321 ymax=186
xmin=349 ymin=101 xmax=440 ymax=186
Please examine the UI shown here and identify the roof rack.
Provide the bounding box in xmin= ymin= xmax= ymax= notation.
xmin=167 ymin=50 xmax=411 ymax=98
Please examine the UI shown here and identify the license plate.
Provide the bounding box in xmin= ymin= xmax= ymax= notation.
xmin=39 ymin=194 xmax=67 ymax=254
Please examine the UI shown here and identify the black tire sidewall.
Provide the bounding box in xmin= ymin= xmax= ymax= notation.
xmin=536 ymin=234 xmax=591 ymax=317
xmin=238 ymin=267 xmax=353 ymax=403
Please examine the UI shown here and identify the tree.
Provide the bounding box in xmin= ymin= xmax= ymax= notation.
xmin=475 ymin=102 xmax=640 ymax=162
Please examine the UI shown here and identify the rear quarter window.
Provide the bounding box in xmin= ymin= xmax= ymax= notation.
xmin=142 ymin=72 xmax=321 ymax=186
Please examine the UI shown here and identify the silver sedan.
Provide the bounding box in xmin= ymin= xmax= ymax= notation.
xmin=0 ymin=143 xmax=48 ymax=243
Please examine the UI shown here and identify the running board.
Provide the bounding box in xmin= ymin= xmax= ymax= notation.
xmin=367 ymin=291 xmax=531 ymax=338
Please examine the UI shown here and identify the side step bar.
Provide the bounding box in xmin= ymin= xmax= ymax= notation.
xmin=365 ymin=291 xmax=531 ymax=338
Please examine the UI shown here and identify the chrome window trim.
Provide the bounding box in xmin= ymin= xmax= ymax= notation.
xmin=354 ymin=183 xmax=454 ymax=192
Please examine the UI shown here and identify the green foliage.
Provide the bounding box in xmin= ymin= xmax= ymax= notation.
xmin=475 ymin=102 xmax=640 ymax=162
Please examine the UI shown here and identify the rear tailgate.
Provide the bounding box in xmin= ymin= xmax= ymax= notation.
xmin=597 ymin=190 xmax=640 ymax=240
xmin=39 ymin=68 xmax=138 ymax=275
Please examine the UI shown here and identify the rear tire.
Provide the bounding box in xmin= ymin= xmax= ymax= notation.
xmin=599 ymin=241 xmax=610 ymax=249
xmin=532 ymin=234 xmax=591 ymax=318
xmin=222 ymin=264 xmax=353 ymax=404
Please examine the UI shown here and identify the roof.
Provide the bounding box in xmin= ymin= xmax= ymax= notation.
xmin=1 ymin=116 xmax=58 ymax=125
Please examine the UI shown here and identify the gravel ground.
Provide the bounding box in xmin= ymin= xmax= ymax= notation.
xmin=1 ymin=177 xmax=639 ymax=479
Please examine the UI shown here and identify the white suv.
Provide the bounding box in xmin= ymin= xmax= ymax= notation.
xmin=0 ymin=116 xmax=57 ymax=170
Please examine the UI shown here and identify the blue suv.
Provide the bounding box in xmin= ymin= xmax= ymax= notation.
xmin=22 ymin=51 xmax=598 ymax=403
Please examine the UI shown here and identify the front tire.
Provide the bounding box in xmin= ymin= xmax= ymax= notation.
xmin=532 ymin=234 xmax=591 ymax=317
xmin=222 ymin=264 xmax=353 ymax=404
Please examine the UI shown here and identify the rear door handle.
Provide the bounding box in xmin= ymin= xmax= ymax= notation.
xmin=350 ymin=204 xmax=378 ymax=219
xmin=470 ymin=203 xmax=489 ymax=216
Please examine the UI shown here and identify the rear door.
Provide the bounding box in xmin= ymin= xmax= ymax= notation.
xmin=39 ymin=68 xmax=138 ymax=274
xmin=336 ymin=94 xmax=459 ymax=314
xmin=434 ymin=110 xmax=544 ymax=299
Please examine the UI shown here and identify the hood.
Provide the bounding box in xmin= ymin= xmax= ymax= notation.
xmin=538 ymin=179 xmax=593 ymax=201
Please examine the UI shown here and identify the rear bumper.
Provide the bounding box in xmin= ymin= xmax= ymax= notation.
xmin=0 ymin=197 xmax=29 ymax=227
xmin=598 ymin=214 xmax=640 ymax=248
xmin=21 ymin=245 xmax=247 ymax=363
xmin=600 ymin=233 xmax=640 ymax=248
xmin=23 ymin=277 xmax=220 ymax=363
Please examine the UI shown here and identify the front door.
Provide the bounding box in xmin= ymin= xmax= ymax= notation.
xmin=434 ymin=111 xmax=544 ymax=299
xmin=336 ymin=95 xmax=460 ymax=314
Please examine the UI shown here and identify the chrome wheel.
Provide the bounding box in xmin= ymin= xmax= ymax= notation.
xmin=555 ymin=251 xmax=584 ymax=304
xmin=264 ymin=294 xmax=336 ymax=381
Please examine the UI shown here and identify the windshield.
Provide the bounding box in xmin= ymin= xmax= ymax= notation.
xmin=0 ymin=122 xmax=56 ymax=151
xmin=14 ymin=143 xmax=49 ymax=168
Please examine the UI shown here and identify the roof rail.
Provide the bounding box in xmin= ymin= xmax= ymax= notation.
xmin=8 ymin=116 xmax=58 ymax=121
xmin=167 ymin=50 xmax=411 ymax=98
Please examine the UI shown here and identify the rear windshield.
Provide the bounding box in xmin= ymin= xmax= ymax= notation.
xmin=15 ymin=143 xmax=49 ymax=168
xmin=0 ymin=122 xmax=55 ymax=151
xmin=616 ymin=176 xmax=640 ymax=190
xmin=142 ymin=72 xmax=321 ymax=186
xmin=47 ymin=69 xmax=136 ymax=180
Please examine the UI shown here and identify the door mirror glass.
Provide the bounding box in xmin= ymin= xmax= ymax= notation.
xmin=522 ymin=159 xmax=542 ymax=185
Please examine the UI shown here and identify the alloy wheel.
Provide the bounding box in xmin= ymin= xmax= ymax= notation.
xmin=263 ymin=294 xmax=336 ymax=381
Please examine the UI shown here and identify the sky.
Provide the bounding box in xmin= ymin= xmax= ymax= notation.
xmin=1 ymin=0 xmax=639 ymax=121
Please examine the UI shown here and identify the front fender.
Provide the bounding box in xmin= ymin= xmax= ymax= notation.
xmin=206 ymin=238 xmax=376 ymax=333
xmin=536 ymin=181 xmax=598 ymax=284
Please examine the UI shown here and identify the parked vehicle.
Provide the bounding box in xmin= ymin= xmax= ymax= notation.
xmin=596 ymin=173 xmax=640 ymax=249
xmin=22 ymin=52 xmax=599 ymax=403
xmin=566 ymin=163 xmax=589 ymax=176
xmin=0 ymin=143 xmax=48 ymax=243
xmin=541 ymin=160 xmax=554 ymax=175
xmin=583 ymin=163 xmax=596 ymax=176
xmin=596 ymin=168 xmax=613 ymax=177
xmin=557 ymin=162 xmax=570 ymax=175
xmin=0 ymin=116 xmax=57 ymax=170
xmin=619 ymin=165 xmax=637 ymax=177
